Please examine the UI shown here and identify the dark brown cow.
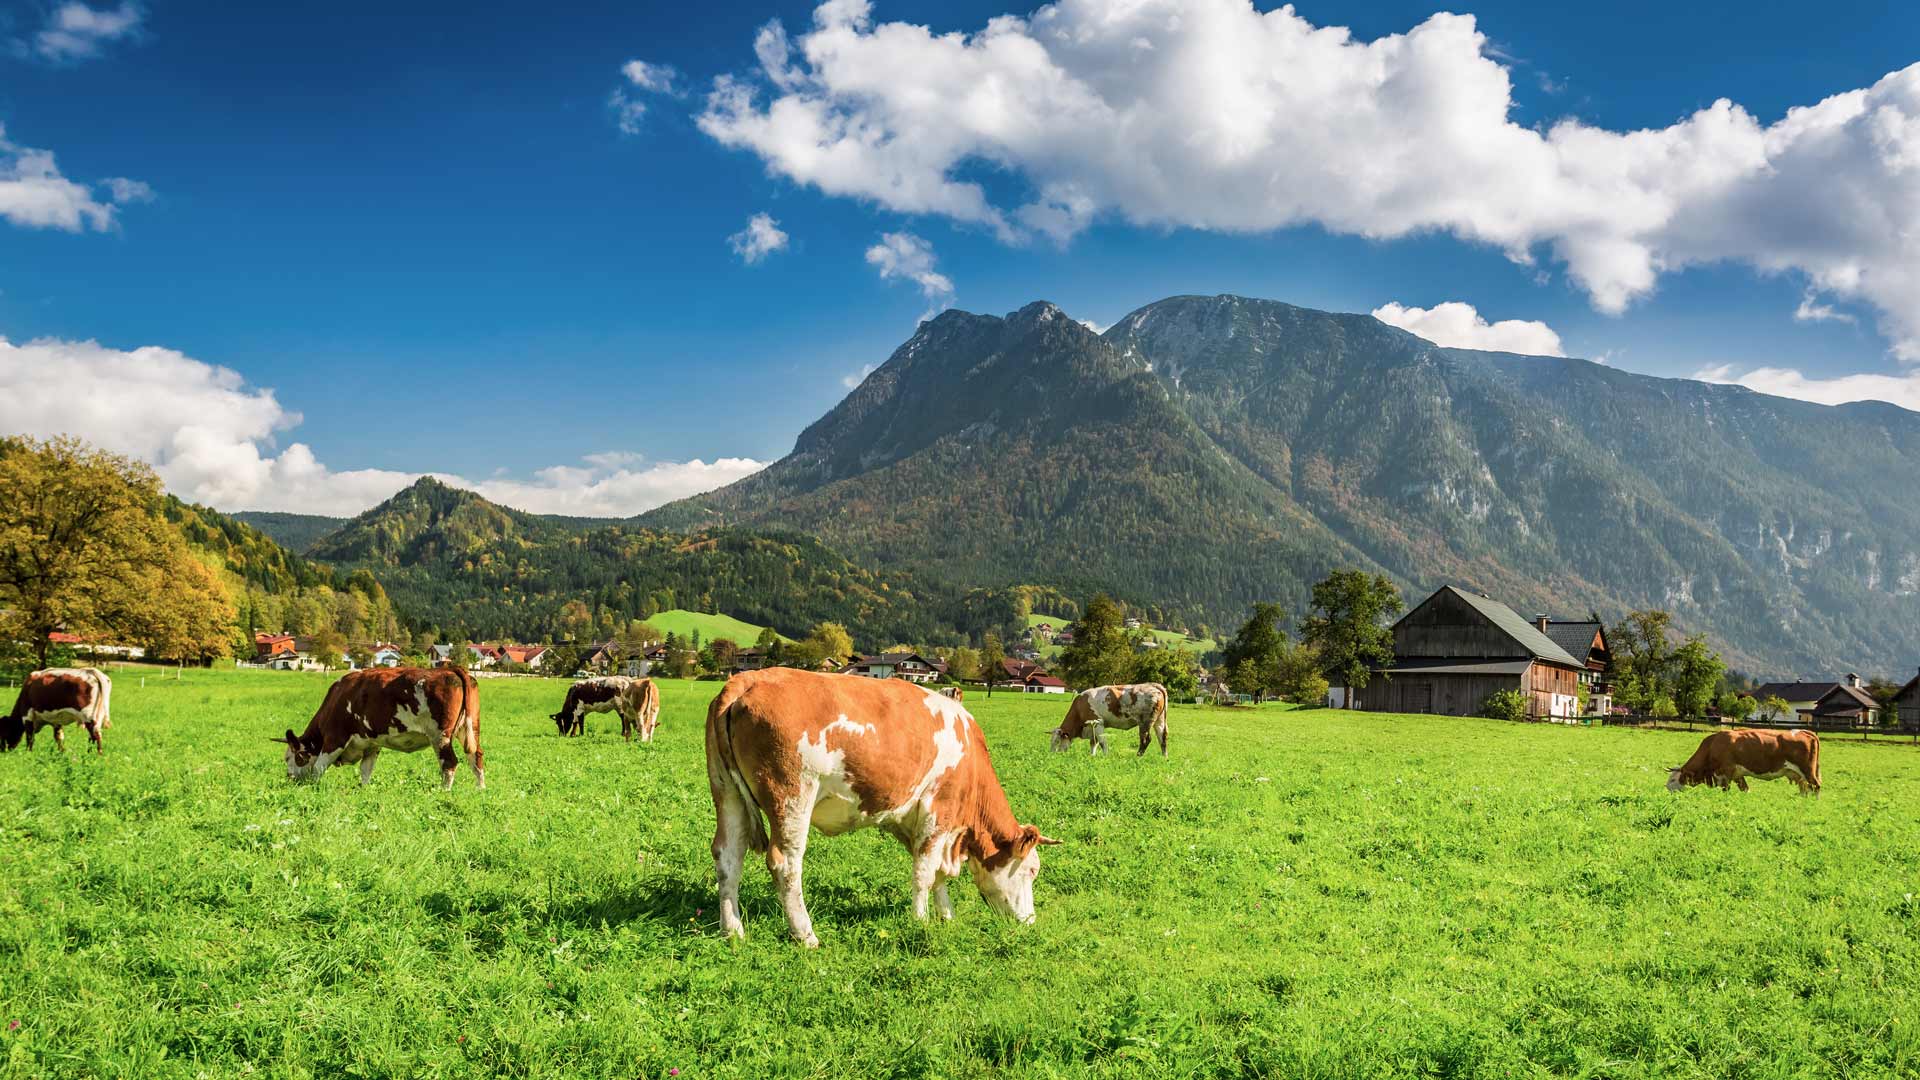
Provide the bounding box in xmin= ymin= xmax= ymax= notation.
xmin=1668 ymin=729 xmax=1820 ymax=795
xmin=1052 ymin=682 xmax=1169 ymax=756
xmin=705 ymin=667 xmax=1057 ymax=947
xmin=551 ymin=676 xmax=660 ymax=741
xmin=275 ymin=667 xmax=483 ymax=789
xmin=2 ymin=667 xmax=112 ymax=753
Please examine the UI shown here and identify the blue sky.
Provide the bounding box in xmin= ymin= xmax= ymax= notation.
xmin=3 ymin=0 xmax=1918 ymax=514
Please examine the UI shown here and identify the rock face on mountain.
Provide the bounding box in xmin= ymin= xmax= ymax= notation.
xmin=644 ymin=294 xmax=1920 ymax=675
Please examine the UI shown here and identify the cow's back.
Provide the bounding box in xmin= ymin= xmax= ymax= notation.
xmin=715 ymin=668 xmax=975 ymax=811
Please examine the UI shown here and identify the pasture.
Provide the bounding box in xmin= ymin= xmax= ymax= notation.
xmin=3 ymin=669 xmax=1918 ymax=1079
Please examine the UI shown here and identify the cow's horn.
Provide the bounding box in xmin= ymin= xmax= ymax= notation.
xmin=1035 ymin=832 xmax=1063 ymax=846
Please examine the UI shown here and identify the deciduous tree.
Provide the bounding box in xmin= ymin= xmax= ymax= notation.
xmin=1300 ymin=571 xmax=1401 ymax=708
xmin=1059 ymin=594 xmax=1134 ymax=689
xmin=0 ymin=436 xmax=231 ymax=668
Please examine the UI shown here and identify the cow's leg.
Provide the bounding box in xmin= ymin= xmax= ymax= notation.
xmin=358 ymin=750 xmax=380 ymax=785
xmin=85 ymin=721 xmax=104 ymax=755
xmin=712 ymin=788 xmax=754 ymax=940
xmin=1138 ymin=723 xmax=1153 ymax=757
xmin=1735 ymin=776 xmax=1749 ymax=792
xmin=910 ymin=841 xmax=942 ymax=921
xmin=436 ymin=737 xmax=460 ymax=791
xmin=52 ymin=725 xmax=66 ymax=753
xmin=932 ymin=880 xmax=954 ymax=921
xmin=766 ymin=784 xmax=820 ymax=947
xmin=1157 ymin=717 xmax=1168 ymax=757
xmin=1088 ymin=722 xmax=1105 ymax=756
xmin=23 ymin=723 xmax=34 ymax=750
xmin=464 ymin=722 xmax=485 ymax=790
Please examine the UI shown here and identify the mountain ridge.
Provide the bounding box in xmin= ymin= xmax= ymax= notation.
xmin=640 ymin=293 xmax=1920 ymax=675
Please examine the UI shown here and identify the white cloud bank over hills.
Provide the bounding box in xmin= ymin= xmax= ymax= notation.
xmin=1372 ymin=301 xmax=1565 ymax=356
xmin=698 ymin=0 xmax=1920 ymax=361
xmin=1694 ymin=364 xmax=1920 ymax=414
xmin=0 ymin=336 xmax=766 ymax=517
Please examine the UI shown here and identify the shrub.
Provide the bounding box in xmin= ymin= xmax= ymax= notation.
xmin=1481 ymin=689 xmax=1529 ymax=723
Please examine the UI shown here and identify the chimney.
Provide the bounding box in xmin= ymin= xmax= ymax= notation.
xmin=1847 ymin=672 xmax=1862 ymax=689
xmin=1534 ymin=614 xmax=1550 ymax=632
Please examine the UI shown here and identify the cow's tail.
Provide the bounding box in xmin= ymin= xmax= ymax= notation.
xmin=1152 ymin=682 xmax=1170 ymax=755
xmin=90 ymin=669 xmax=112 ymax=731
xmin=705 ymin=677 xmax=769 ymax=854
xmin=454 ymin=666 xmax=481 ymax=757
xmin=1807 ymin=730 xmax=1821 ymax=795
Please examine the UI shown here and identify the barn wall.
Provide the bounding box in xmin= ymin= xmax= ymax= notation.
xmin=1361 ymin=673 xmax=1523 ymax=716
xmin=1394 ymin=590 xmax=1527 ymax=659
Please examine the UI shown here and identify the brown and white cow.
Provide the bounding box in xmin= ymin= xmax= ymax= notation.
xmin=275 ymin=667 xmax=483 ymax=790
xmin=704 ymin=667 xmax=1058 ymax=947
xmin=1668 ymin=729 xmax=1820 ymax=795
xmin=939 ymin=686 xmax=964 ymax=702
xmin=1052 ymin=682 xmax=1169 ymax=756
xmin=552 ymin=676 xmax=660 ymax=741
xmin=2 ymin=668 xmax=112 ymax=753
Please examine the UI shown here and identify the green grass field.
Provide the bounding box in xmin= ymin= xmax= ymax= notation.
xmin=4 ymin=668 xmax=1919 ymax=1078
xmin=646 ymin=610 xmax=783 ymax=645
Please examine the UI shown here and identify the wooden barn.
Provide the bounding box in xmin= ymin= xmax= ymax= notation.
xmin=1890 ymin=669 xmax=1920 ymax=731
xmin=1331 ymin=586 xmax=1589 ymax=720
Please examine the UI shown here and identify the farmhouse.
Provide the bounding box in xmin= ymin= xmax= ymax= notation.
xmin=497 ymin=644 xmax=548 ymax=668
xmin=1328 ymin=586 xmax=1587 ymax=720
xmin=1538 ymin=617 xmax=1613 ymax=715
xmin=1894 ymin=670 xmax=1920 ymax=730
xmin=1750 ymin=675 xmax=1867 ymax=724
xmin=1808 ymin=682 xmax=1880 ymax=725
xmin=999 ymin=658 xmax=1069 ymax=694
xmin=842 ymin=651 xmax=941 ymax=683
xmin=369 ymin=643 xmax=405 ymax=667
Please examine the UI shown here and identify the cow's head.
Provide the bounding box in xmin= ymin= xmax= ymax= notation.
xmin=0 ymin=714 xmax=22 ymax=751
xmin=1665 ymin=766 xmax=1694 ymax=793
xmin=968 ymin=824 xmax=1061 ymax=924
xmin=1048 ymin=726 xmax=1072 ymax=752
xmin=275 ymin=728 xmax=326 ymax=782
xmin=551 ymin=711 xmax=573 ymax=735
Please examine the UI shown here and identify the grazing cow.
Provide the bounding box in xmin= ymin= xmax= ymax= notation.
xmin=705 ymin=667 xmax=1058 ymax=947
xmin=1052 ymin=683 xmax=1169 ymax=756
xmin=275 ymin=667 xmax=483 ymax=790
xmin=939 ymin=686 xmax=964 ymax=702
xmin=551 ymin=676 xmax=661 ymax=742
xmin=1668 ymin=729 xmax=1820 ymax=795
xmin=2 ymin=668 xmax=112 ymax=753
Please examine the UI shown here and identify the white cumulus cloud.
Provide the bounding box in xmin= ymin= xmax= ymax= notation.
xmin=0 ymin=336 xmax=766 ymax=516
xmin=697 ymin=0 xmax=1920 ymax=360
xmin=1372 ymin=301 xmax=1565 ymax=356
xmin=1693 ymin=363 xmax=1920 ymax=413
xmin=865 ymin=231 xmax=954 ymax=320
xmin=729 ymin=211 xmax=789 ymax=263
xmin=0 ymin=124 xmax=149 ymax=232
xmin=29 ymin=1 xmax=142 ymax=62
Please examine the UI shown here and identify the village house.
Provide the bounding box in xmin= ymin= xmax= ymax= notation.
xmin=998 ymin=658 xmax=1069 ymax=694
xmin=368 ymin=643 xmax=406 ymax=668
xmin=842 ymin=651 xmax=941 ymax=683
xmin=1893 ymin=669 xmax=1920 ymax=731
xmin=1750 ymin=675 xmax=1870 ymax=724
xmin=1327 ymin=586 xmax=1589 ymax=721
xmin=1808 ymin=681 xmax=1881 ymax=726
xmin=49 ymin=631 xmax=145 ymax=661
xmin=497 ymin=644 xmax=548 ymax=668
xmin=1537 ymin=616 xmax=1613 ymax=716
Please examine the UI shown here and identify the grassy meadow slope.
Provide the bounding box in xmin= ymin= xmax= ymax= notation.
xmin=2 ymin=669 xmax=1918 ymax=1077
xmin=646 ymin=609 xmax=783 ymax=645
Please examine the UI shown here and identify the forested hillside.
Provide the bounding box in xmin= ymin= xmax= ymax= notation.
xmin=301 ymin=478 xmax=1029 ymax=646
